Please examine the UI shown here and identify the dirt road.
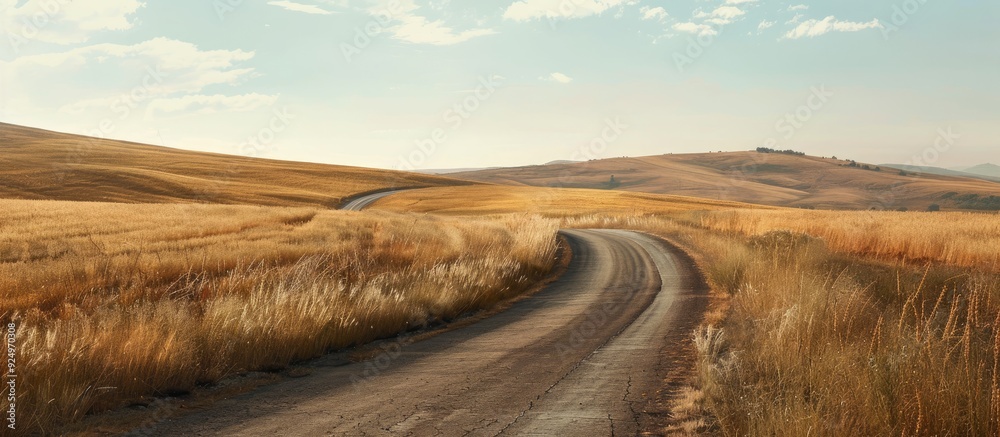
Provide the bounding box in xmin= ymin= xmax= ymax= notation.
xmin=340 ymin=190 xmax=410 ymax=211
xmin=142 ymin=228 xmax=707 ymax=436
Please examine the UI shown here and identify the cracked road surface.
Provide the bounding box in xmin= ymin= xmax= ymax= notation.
xmin=144 ymin=229 xmax=706 ymax=436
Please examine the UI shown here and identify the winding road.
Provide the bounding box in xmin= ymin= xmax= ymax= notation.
xmin=143 ymin=191 xmax=707 ymax=436
xmin=341 ymin=190 xmax=408 ymax=211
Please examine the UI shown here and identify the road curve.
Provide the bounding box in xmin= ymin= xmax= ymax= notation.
xmin=340 ymin=190 xmax=408 ymax=211
xmin=143 ymin=229 xmax=707 ymax=436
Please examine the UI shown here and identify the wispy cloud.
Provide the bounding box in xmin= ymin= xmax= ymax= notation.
xmin=504 ymin=0 xmax=635 ymax=21
xmin=689 ymin=5 xmax=747 ymax=27
xmin=146 ymin=93 xmax=280 ymax=118
xmin=542 ymin=72 xmax=574 ymax=84
xmin=1 ymin=0 xmax=144 ymax=45
xmin=640 ymin=6 xmax=668 ymax=22
xmin=784 ymin=16 xmax=882 ymax=39
xmin=673 ymin=22 xmax=718 ymax=37
xmin=391 ymin=15 xmax=496 ymax=45
xmin=373 ymin=0 xmax=495 ymax=45
xmin=267 ymin=1 xmax=335 ymax=15
xmin=7 ymin=37 xmax=260 ymax=119
xmin=707 ymin=5 xmax=745 ymax=23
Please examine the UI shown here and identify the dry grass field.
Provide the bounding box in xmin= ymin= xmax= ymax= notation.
xmin=558 ymin=214 xmax=1000 ymax=435
xmin=689 ymin=209 xmax=1000 ymax=270
xmin=371 ymin=184 xmax=765 ymax=217
xmin=450 ymin=152 xmax=1000 ymax=211
xmin=367 ymin=187 xmax=1000 ymax=435
xmin=0 ymin=123 xmax=467 ymax=206
xmin=0 ymin=199 xmax=558 ymax=433
xmin=3 ymin=124 xmax=999 ymax=435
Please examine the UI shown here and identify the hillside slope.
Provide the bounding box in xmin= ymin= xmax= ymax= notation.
xmin=0 ymin=123 xmax=466 ymax=207
xmin=964 ymin=163 xmax=1000 ymax=179
xmin=452 ymin=152 xmax=1000 ymax=211
xmin=881 ymin=164 xmax=1000 ymax=183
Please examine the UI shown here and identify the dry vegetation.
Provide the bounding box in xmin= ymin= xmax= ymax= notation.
xmin=372 ymin=184 xmax=763 ymax=216
xmin=371 ymin=187 xmax=1000 ymax=435
xmin=0 ymin=199 xmax=558 ymax=433
xmin=0 ymin=123 xmax=467 ymax=206
xmin=4 ymin=121 xmax=999 ymax=435
xmin=561 ymin=212 xmax=1000 ymax=436
xmin=690 ymin=209 xmax=1000 ymax=271
xmin=450 ymin=151 xmax=1000 ymax=211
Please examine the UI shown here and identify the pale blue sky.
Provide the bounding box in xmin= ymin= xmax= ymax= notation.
xmin=1 ymin=0 xmax=997 ymax=169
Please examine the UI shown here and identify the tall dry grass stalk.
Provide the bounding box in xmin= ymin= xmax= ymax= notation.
xmin=689 ymin=209 xmax=1000 ymax=270
xmin=0 ymin=199 xmax=558 ymax=433
xmin=564 ymin=213 xmax=1000 ymax=436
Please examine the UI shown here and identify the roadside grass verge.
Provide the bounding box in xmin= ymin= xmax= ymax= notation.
xmin=563 ymin=213 xmax=1000 ymax=436
xmin=0 ymin=199 xmax=558 ymax=433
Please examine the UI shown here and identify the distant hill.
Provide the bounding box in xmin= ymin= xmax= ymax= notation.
xmin=881 ymin=164 xmax=1000 ymax=183
xmin=416 ymin=167 xmax=498 ymax=175
xmin=964 ymin=163 xmax=1000 ymax=179
xmin=0 ymin=123 xmax=468 ymax=207
xmin=453 ymin=152 xmax=1000 ymax=211
xmin=416 ymin=160 xmax=580 ymax=174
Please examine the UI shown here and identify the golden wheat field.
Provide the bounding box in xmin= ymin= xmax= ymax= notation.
xmin=0 ymin=199 xmax=558 ymax=432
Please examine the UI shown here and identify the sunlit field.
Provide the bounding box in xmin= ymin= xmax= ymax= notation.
xmin=373 ymin=184 xmax=766 ymax=216
xmin=3 ymin=0 xmax=996 ymax=433
xmin=691 ymin=209 xmax=1000 ymax=270
xmin=370 ymin=187 xmax=1000 ymax=435
xmin=562 ymin=213 xmax=1000 ymax=435
xmin=0 ymin=123 xmax=465 ymax=207
xmin=0 ymin=199 xmax=558 ymax=432
xmin=5 ymin=181 xmax=998 ymax=435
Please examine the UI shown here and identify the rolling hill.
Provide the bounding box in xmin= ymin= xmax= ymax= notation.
xmin=0 ymin=123 xmax=467 ymax=207
xmin=451 ymin=152 xmax=1000 ymax=211
xmin=964 ymin=163 xmax=1000 ymax=179
xmin=880 ymin=164 xmax=1000 ymax=183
